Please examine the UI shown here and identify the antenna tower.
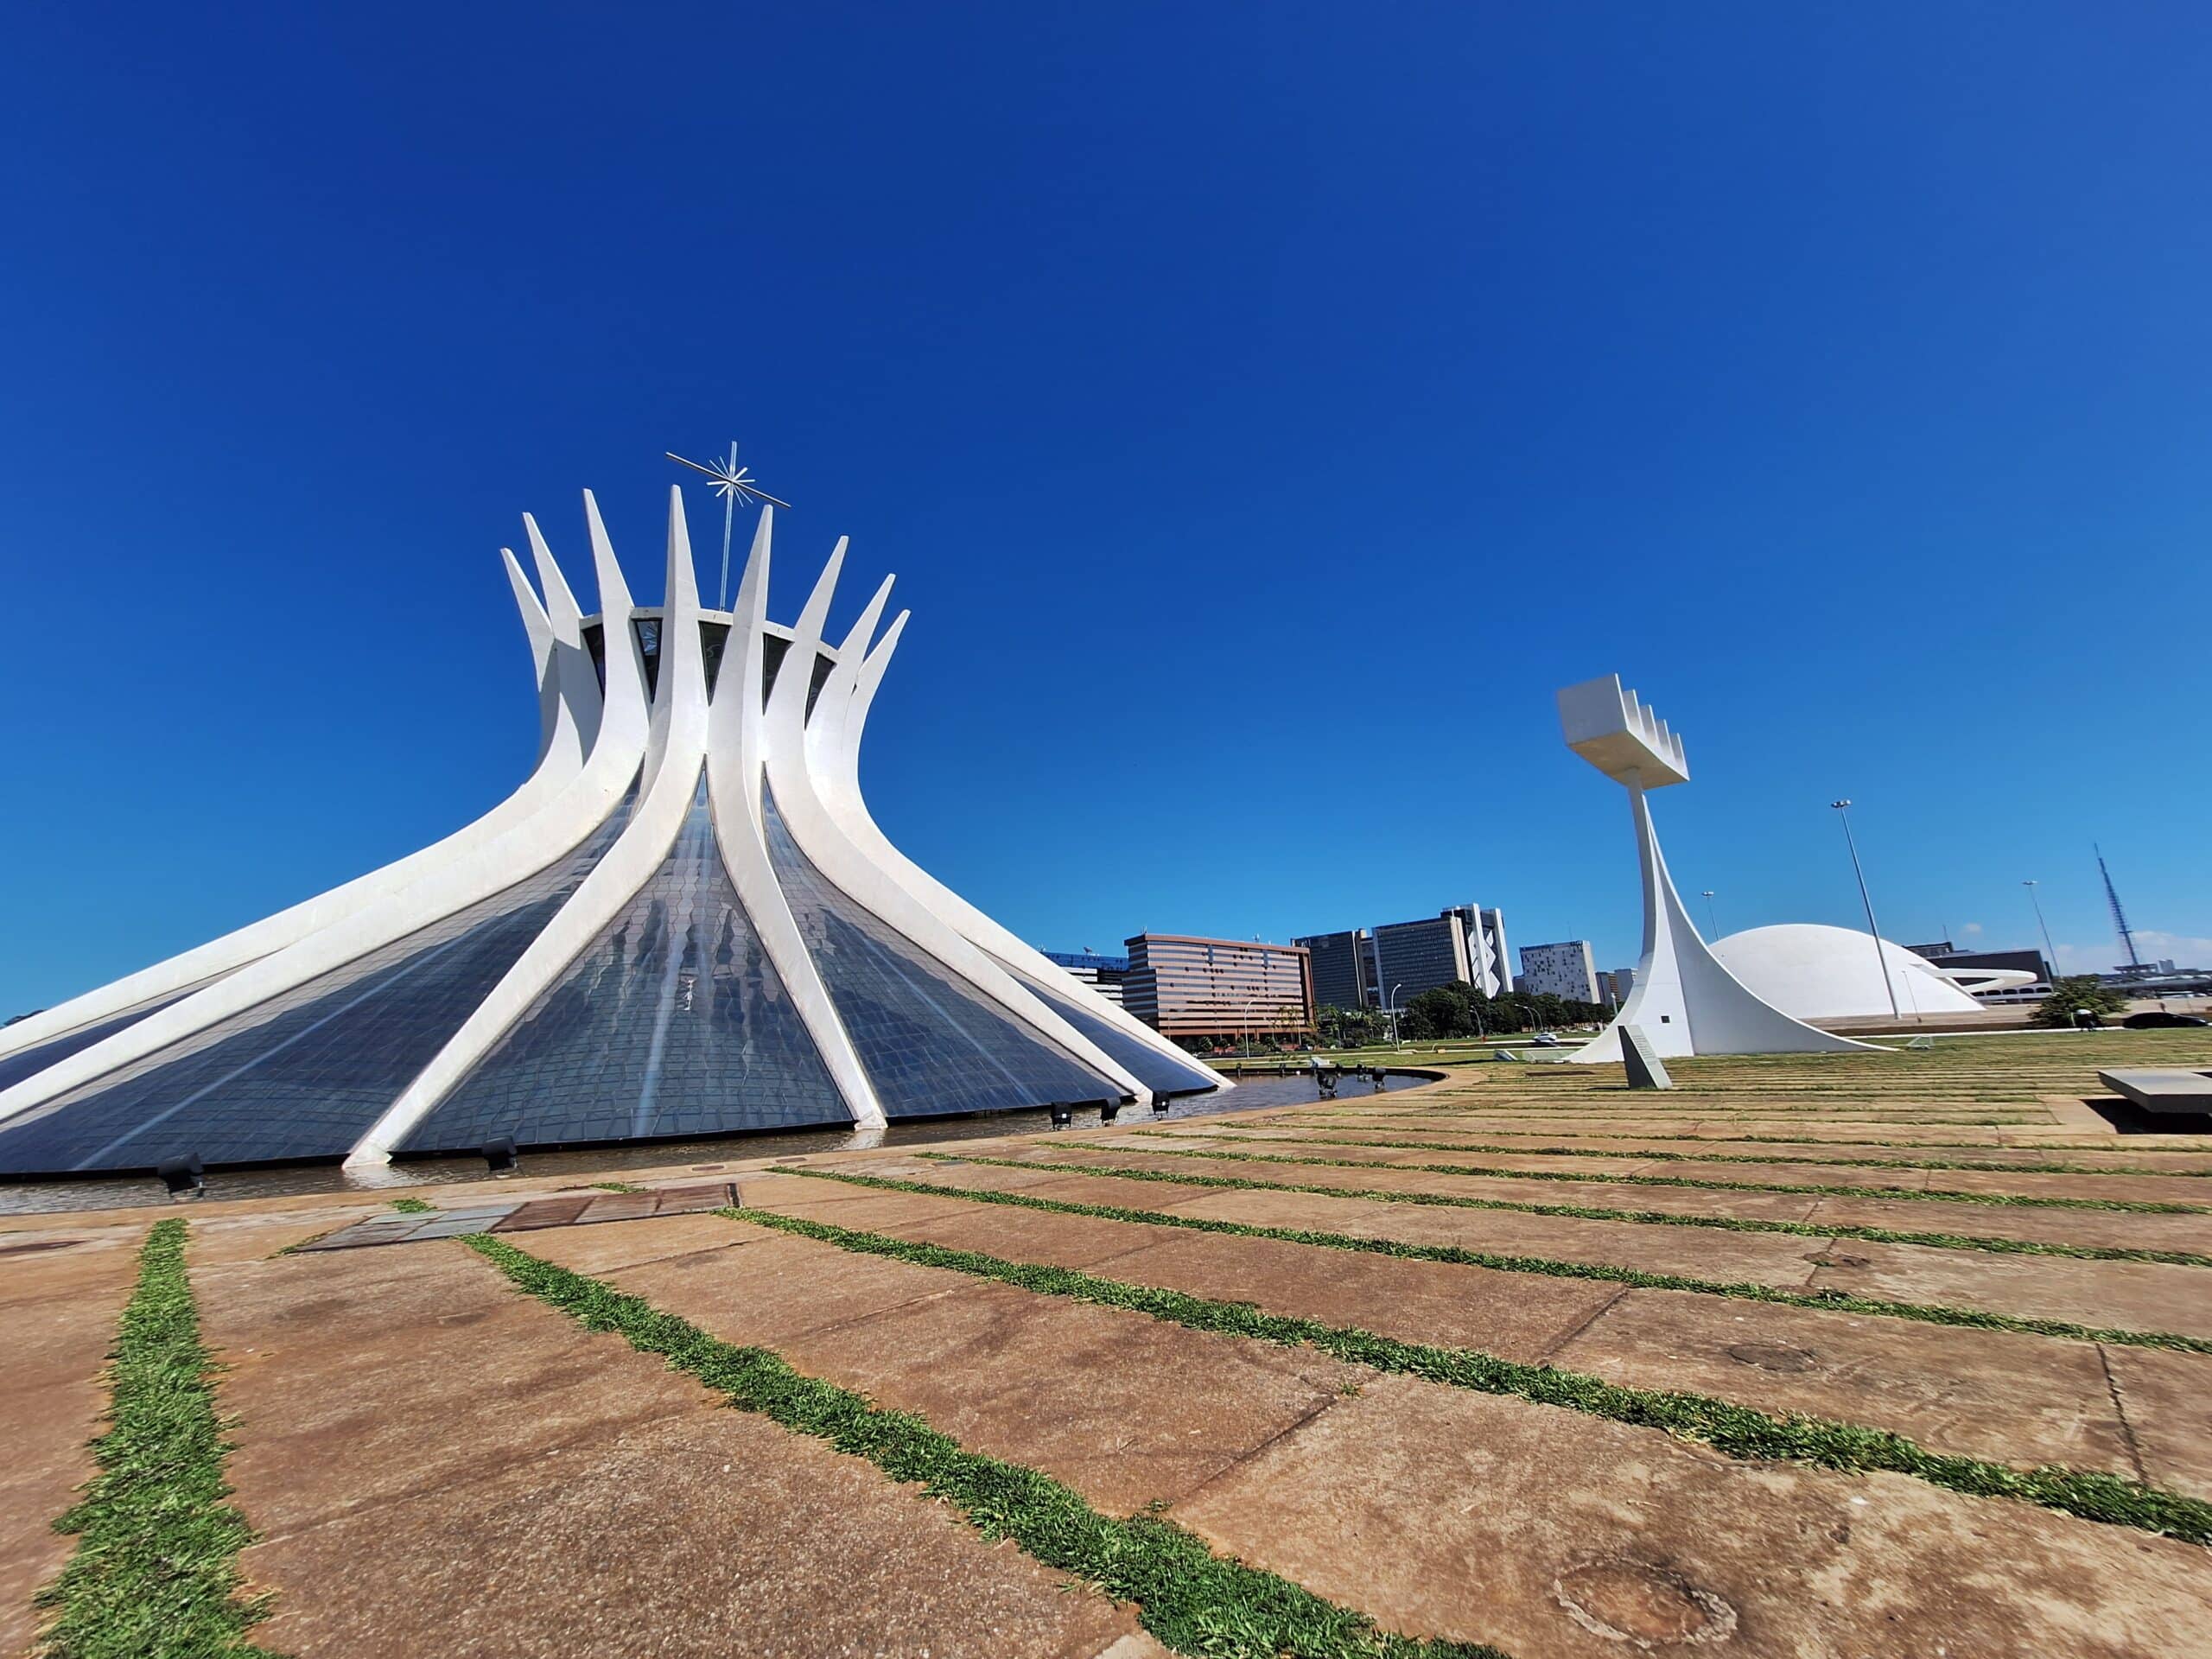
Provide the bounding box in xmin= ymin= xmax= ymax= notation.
xmin=2095 ymin=843 xmax=2142 ymax=969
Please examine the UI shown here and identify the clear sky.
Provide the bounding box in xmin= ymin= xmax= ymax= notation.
xmin=3 ymin=3 xmax=2208 ymax=1018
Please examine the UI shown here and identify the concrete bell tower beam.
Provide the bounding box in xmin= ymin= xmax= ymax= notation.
xmin=1557 ymin=675 xmax=1873 ymax=1064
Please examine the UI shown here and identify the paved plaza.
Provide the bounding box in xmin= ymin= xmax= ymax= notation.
xmin=9 ymin=1032 xmax=2212 ymax=1657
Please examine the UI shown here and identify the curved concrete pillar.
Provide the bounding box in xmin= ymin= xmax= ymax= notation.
xmin=350 ymin=488 xmax=720 ymax=1162
xmin=524 ymin=513 xmax=603 ymax=760
xmin=0 ymin=493 xmax=652 ymax=1126
xmin=813 ymin=613 xmax=1217 ymax=1084
xmin=0 ymin=540 xmax=600 ymax=1076
xmin=702 ymin=507 xmax=885 ymax=1128
xmin=761 ymin=546 xmax=1149 ymax=1106
xmin=1558 ymin=674 xmax=1876 ymax=1065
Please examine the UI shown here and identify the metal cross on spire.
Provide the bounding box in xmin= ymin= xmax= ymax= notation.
xmin=666 ymin=442 xmax=791 ymax=609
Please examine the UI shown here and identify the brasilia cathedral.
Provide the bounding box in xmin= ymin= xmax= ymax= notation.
xmin=0 ymin=486 xmax=1222 ymax=1177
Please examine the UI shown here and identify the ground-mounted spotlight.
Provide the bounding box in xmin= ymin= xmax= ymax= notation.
xmin=1048 ymin=1104 xmax=1073 ymax=1130
xmin=1152 ymin=1093 xmax=1172 ymax=1116
xmin=1100 ymin=1100 xmax=1122 ymax=1124
xmin=156 ymin=1153 xmax=205 ymax=1202
xmin=482 ymin=1135 xmax=520 ymax=1175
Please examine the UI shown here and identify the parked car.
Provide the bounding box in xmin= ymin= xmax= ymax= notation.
xmin=2124 ymin=1010 xmax=2211 ymax=1029
xmin=1529 ymin=1032 xmax=1564 ymax=1047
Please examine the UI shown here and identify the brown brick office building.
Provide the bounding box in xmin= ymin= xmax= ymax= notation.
xmin=1121 ymin=934 xmax=1315 ymax=1047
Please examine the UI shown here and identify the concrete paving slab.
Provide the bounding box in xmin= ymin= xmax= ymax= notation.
xmin=1052 ymin=1149 xmax=1836 ymax=1223
xmin=1158 ymin=1188 xmax=1834 ymax=1291
xmin=1808 ymin=1241 xmax=2212 ymax=1339
xmin=1798 ymin=1193 xmax=2212 ymax=1255
xmin=196 ymin=1243 xmax=728 ymax=1536
xmin=1898 ymin=1166 xmax=2212 ymax=1205
xmin=488 ymin=1211 xmax=752 ymax=1276
xmin=589 ymin=1225 xmax=1362 ymax=1516
xmin=242 ymin=1406 xmax=1147 ymax=1659
xmin=838 ymin=1203 xmax=1183 ymax=1273
xmin=524 ymin=1224 xmax=977 ymax=1346
xmin=740 ymin=1181 xmax=2183 ymax=1482
xmin=1077 ymin=1230 xmax=1625 ymax=1364
xmin=208 ymin=1244 xmax=1141 ymax=1659
xmin=1169 ymin=1370 xmax=2212 ymax=1659
xmin=730 ymin=1171 xmax=1000 ymax=1230
xmin=0 ymin=1228 xmax=143 ymax=1656
xmin=1551 ymin=1287 xmax=2135 ymax=1476
xmin=2101 ymin=1345 xmax=2212 ymax=1500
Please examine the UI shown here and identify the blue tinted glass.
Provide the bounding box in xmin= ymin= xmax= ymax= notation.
xmin=0 ymin=796 xmax=634 ymax=1176
xmin=0 ymin=979 xmax=224 ymax=1095
xmin=406 ymin=770 xmax=846 ymax=1153
xmin=1008 ymin=965 xmax=1222 ymax=1096
xmin=760 ymin=790 xmax=1120 ymax=1116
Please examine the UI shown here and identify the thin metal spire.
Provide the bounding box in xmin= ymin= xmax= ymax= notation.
xmin=667 ymin=443 xmax=791 ymax=609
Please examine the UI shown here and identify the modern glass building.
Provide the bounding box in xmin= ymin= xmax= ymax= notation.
xmin=0 ymin=486 xmax=1221 ymax=1177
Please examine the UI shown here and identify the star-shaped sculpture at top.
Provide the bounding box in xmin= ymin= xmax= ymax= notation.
xmin=667 ymin=442 xmax=791 ymax=608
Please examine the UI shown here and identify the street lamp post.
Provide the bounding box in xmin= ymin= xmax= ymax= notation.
xmin=1387 ymin=983 xmax=1405 ymax=1049
xmin=2022 ymin=880 xmax=2060 ymax=987
xmin=1239 ymin=999 xmax=1259 ymax=1062
xmin=1830 ymin=800 xmax=1902 ymax=1021
xmin=1700 ymin=890 xmax=1719 ymax=938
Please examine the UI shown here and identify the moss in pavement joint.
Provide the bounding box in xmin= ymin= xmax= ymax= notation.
xmin=729 ymin=1190 xmax=2212 ymax=1548
xmin=1217 ymin=1121 xmax=2212 ymax=1180
xmin=461 ymin=1232 xmax=1503 ymax=1659
xmin=978 ymin=1147 xmax=2212 ymax=1268
xmin=1132 ymin=1131 xmax=2208 ymax=1215
xmin=820 ymin=1160 xmax=2212 ymax=1353
xmin=1306 ymin=1122 xmax=2212 ymax=1170
xmin=35 ymin=1219 xmax=277 ymax=1659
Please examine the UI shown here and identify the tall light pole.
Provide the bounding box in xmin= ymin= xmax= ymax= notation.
xmin=1239 ymin=998 xmax=1258 ymax=1062
xmin=1700 ymin=890 xmax=1719 ymax=938
xmin=1387 ymin=982 xmax=1405 ymax=1049
xmin=2023 ymin=880 xmax=2059 ymax=986
xmin=1830 ymin=800 xmax=1901 ymax=1020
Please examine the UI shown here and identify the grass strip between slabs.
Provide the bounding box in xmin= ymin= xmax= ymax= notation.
xmin=1230 ymin=1123 xmax=2212 ymax=1185
xmin=817 ymin=1160 xmax=2212 ymax=1354
xmin=1275 ymin=1122 xmax=2212 ymax=1170
xmin=726 ymin=1185 xmax=2212 ymax=1547
xmin=461 ymin=1233 xmax=1503 ymax=1659
xmin=972 ymin=1148 xmax=2212 ymax=1268
xmin=1319 ymin=1103 xmax=2045 ymax=1122
xmin=1135 ymin=1132 xmax=2208 ymax=1215
xmin=388 ymin=1196 xmax=436 ymax=1213
xmin=35 ymin=1219 xmax=274 ymax=1659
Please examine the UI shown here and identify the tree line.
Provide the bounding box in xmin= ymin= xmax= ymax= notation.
xmin=1319 ymin=981 xmax=1611 ymax=1046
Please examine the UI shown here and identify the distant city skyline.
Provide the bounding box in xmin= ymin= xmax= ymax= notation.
xmin=2 ymin=3 xmax=2208 ymax=1016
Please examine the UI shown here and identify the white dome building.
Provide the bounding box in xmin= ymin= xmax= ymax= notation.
xmin=1708 ymin=925 xmax=2028 ymax=1022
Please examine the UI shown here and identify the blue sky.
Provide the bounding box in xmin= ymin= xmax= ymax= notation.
xmin=3 ymin=2 xmax=2208 ymax=1016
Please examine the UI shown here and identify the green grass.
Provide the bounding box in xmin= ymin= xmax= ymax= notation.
xmin=959 ymin=1147 xmax=2212 ymax=1268
xmin=35 ymin=1220 xmax=276 ymax=1659
xmin=462 ymin=1233 xmax=1503 ymax=1659
xmin=723 ymin=1197 xmax=2212 ymax=1547
xmin=1145 ymin=1131 xmax=2208 ymax=1214
xmin=790 ymin=1163 xmax=2212 ymax=1353
xmin=1318 ymin=1122 xmax=2212 ymax=1165
xmin=1265 ymin=1119 xmax=2212 ymax=1185
xmin=386 ymin=1196 xmax=435 ymax=1213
